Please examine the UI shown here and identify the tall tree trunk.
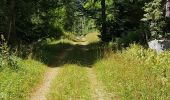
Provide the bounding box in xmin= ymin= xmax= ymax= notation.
xmin=165 ymin=0 xmax=170 ymax=34
xmin=101 ymin=0 xmax=107 ymax=41
xmin=7 ymin=0 xmax=16 ymax=44
xmin=166 ymin=0 xmax=170 ymax=18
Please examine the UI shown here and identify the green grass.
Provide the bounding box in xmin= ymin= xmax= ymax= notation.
xmin=85 ymin=32 xmax=100 ymax=43
xmin=3 ymin=34 xmax=169 ymax=100
xmin=94 ymin=44 xmax=170 ymax=100
xmin=0 ymin=59 xmax=46 ymax=100
xmin=0 ymin=35 xmax=100 ymax=100
xmin=0 ymin=39 xmax=75 ymax=100
xmin=47 ymin=64 xmax=92 ymax=100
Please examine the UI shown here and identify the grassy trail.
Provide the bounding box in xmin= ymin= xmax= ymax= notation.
xmin=31 ymin=33 xmax=117 ymax=100
xmin=3 ymin=32 xmax=169 ymax=99
xmin=31 ymin=32 xmax=170 ymax=100
xmin=30 ymin=47 xmax=73 ymax=100
xmin=47 ymin=41 xmax=111 ymax=100
xmin=86 ymin=67 xmax=109 ymax=100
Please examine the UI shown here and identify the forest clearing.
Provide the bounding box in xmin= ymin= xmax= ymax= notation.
xmin=1 ymin=0 xmax=170 ymax=100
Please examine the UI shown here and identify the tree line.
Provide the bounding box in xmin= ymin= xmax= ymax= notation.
xmin=0 ymin=0 xmax=170 ymax=45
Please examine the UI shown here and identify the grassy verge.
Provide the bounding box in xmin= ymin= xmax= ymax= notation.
xmin=0 ymin=59 xmax=46 ymax=100
xmin=47 ymin=64 xmax=92 ymax=100
xmin=0 ymin=39 xmax=79 ymax=100
xmin=94 ymin=44 xmax=170 ymax=100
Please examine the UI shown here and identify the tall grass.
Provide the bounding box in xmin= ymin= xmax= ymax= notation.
xmin=94 ymin=44 xmax=170 ymax=100
xmin=0 ymin=37 xmax=47 ymax=100
xmin=0 ymin=59 xmax=46 ymax=100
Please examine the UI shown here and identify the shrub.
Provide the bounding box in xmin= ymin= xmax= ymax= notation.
xmin=0 ymin=35 xmax=21 ymax=70
xmin=121 ymin=30 xmax=142 ymax=46
xmin=0 ymin=35 xmax=10 ymax=68
xmin=142 ymin=0 xmax=166 ymax=39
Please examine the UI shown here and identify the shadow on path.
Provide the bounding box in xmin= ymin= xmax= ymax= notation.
xmin=32 ymin=42 xmax=105 ymax=68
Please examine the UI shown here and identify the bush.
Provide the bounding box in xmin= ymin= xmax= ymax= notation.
xmin=110 ymin=30 xmax=142 ymax=50
xmin=121 ymin=30 xmax=141 ymax=46
xmin=142 ymin=0 xmax=166 ymax=39
xmin=0 ymin=35 xmax=20 ymax=70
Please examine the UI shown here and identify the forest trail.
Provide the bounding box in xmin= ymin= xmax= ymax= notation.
xmin=30 ymin=67 xmax=59 ymax=100
xmin=31 ymin=39 xmax=111 ymax=100
xmin=30 ymin=47 xmax=73 ymax=100
xmin=76 ymin=41 xmax=107 ymax=99
xmin=87 ymin=67 xmax=110 ymax=100
xmin=77 ymin=41 xmax=111 ymax=100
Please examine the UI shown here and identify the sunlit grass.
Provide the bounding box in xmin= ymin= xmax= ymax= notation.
xmin=94 ymin=44 xmax=170 ymax=100
xmin=85 ymin=32 xmax=100 ymax=43
xmin=47 ymin=64 xmax=92 ymax=100
xmin=0 ymin=59 xmax=46 ymax=100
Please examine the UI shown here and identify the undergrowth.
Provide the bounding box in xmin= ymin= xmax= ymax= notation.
xmin=94 ymin=44 xmax=170 ymax=100
xmin=0 ymin=59 xmax=46 ymax=100
xmin=0 ymin=35 xmax=47 ymax=100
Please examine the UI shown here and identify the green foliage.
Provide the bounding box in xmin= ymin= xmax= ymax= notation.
xmin=0 ymin=35 xmax=20 ymax=70
xmin=73 ymin=16 xmax=96 ymax=36
xmin=109 ymin=30 xmax=143 ymax=49
xmin=0 ymin=34 xmax=46 ymax=99
xmin=121 ymin=30 xmax=142 ymax=46
xmin=84 ymin=0 xmax=150 ymax=42
xmin=8 ymin=55 xmax=21 ymax=70
xmin=142 ymin=0 xmax=166 ymax=39
xmin=0 ymin=0 xmax=70 ymax=43
xmin=0 ymin=35 xmax=9 ymax=68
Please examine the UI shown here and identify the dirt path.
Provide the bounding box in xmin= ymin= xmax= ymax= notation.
xmin=30 ymin=47 xmax=73 ymax=100
xmin=30 ymin=41 xmax=116 ymax=100
xmin=78 ymin=41 xmax=111 ymax=100
xmin=87 ymin=68 xmax=111 ymax=100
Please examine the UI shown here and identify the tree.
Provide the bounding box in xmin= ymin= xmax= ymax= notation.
xmin=166 ymin=0 xmax=170 ymax=18
xmin=7 ymin=0 xmax=16 ymax=44
xmin=101 ymin=0 xmax=107 ymax=41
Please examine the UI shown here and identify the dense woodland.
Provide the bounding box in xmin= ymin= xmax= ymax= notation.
xmin=0 ymin=0 xmax=170 ymax=100
xmin=0 ymin=0 xmax=170 ymax=44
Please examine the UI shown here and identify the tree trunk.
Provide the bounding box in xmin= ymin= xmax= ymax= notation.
xmin=101 ymin=0 xmax=107 ymax=41
xmin=7 ymin=0 xmax=16 ymax=44
xmin=166 ymin=0 xmax=170 ymax=18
